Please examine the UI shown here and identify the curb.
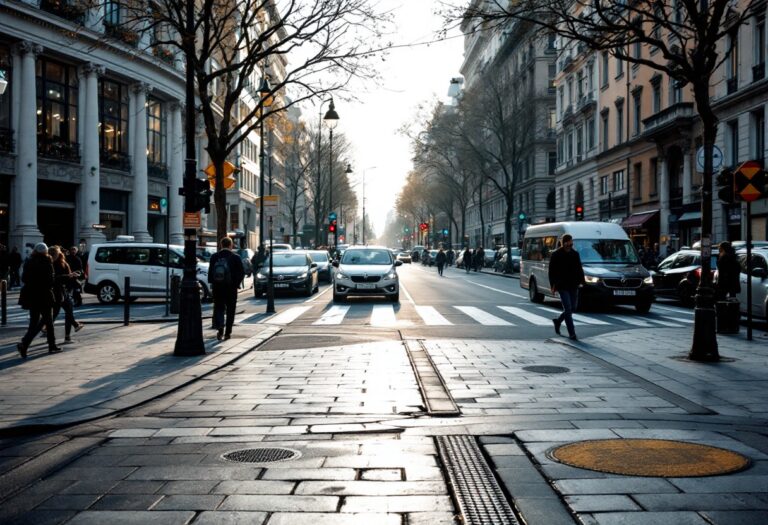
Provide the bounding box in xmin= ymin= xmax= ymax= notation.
xmin=0 ymin=325 xmax=282 ymax=437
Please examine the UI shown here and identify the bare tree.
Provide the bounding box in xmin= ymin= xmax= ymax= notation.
xmin=396 ymin=171 xmax=434 ymax=246
xmin=450 ymin=0 xmax=756 ymax=360
xmin=273 ymin=112 xmax=312 ymax=247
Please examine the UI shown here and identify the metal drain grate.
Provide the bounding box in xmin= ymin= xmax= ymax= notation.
xmin=222 ymin=447 xmax=300 ymax=463
xmin=523 ymin=365 xmax=570 ymax=374
xmin=437 ymin=435 xmax=519 ymax=525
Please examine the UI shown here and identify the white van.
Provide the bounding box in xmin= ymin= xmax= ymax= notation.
xmin=520 ymin=222 xmax=654 ymax=313
xmin=84 ymin=242 xmax=210 ymax=303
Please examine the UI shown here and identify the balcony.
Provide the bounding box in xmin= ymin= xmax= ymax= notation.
xmin=40 ymin=0 xmax=86 ymax=25
xmin=727 ymin=77 xmax=738 ymax=94
xmin=562 ymin=104 xmax=574 ymax=125
xmin=105 ymin=22 xmax=140 ymax=48
xmin=578 ymin=92 xmax=596 ymax=113
xmin=38 ymin=136 xmax=80 ymax=163
xmin=0 ymin=127 xmax=14 ymax=154
xmin=753 ymin=63 xmax=765 ymax=83
xmin=100 ymin=150 xmax=131 ymax=172
xmin=148 ymin=162 xmax=169 ymax=180
xmin=641 ymin=102 xmax=694 ymax=140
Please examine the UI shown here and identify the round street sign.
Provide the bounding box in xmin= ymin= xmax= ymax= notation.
xmin=696 ymin=145 xmax=723 ymax=173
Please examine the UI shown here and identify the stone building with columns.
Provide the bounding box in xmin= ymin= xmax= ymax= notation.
xmin=0 ymin=0 xmax=192 ymax=253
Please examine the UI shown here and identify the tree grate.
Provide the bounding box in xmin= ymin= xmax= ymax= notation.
xmin=437 ymin=435 xmax=520 ymax=525
xmin=222 ymin=447 xmax=300 ymax=463
xmin=523 ymin=365 xmax=570 ymax=374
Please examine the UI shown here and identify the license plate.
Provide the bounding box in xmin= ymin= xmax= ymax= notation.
xmin=613 ymin=290 xmax=636 ymax=296
xmin=357 ymin=283 xmax=376 ymax=289
xmin=274 ymin=283 xmax=290 ymax=288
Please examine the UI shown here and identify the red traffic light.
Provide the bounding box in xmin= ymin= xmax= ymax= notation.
xmin=328 ymin=219 xmax=337 ymax=233
xmin=574 ymin=204 xmax=584 ymax=221
xmin=419 ymin=222 xmax=429 ymax=232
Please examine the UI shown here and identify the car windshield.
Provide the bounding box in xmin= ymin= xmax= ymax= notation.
xmin=308 ymin=251 xmax=329 ymax=262
xmin=573 ymin=239 xmax=639 ymax=264
xmin=271 ymin=253 xmax=307 ymax=267
xmin=341 ymin=249 xmax=392 ymax=265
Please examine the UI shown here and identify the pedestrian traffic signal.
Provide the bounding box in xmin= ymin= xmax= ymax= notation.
xmin=574 ymin=204 xmax=584 ymax=221
xmin=328 ymin=220 xmax=337 ymax=233
xmin=442 ymin=229 xmax=449 ymax=235
xmin=518 ymin=212 xmax=526 ymax=222
xmin=180 ymin=178 xmax=213 ymax=213
xmin=404 ymin=226 xmax=410 ymax=233
xmin=716 ymin=168 xmax=735 ymax=203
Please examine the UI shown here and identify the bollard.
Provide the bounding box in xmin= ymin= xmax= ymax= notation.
xmin=123 ymin=276 xmax=130 ymax=326
xmin=1 ymin=280 xmax=6 ymax=326
xmin=170 ymin=275 xmax=181 ymax=314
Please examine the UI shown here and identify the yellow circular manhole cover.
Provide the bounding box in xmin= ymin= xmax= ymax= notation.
xmin=550 ymin=439 xmax=750 ymax=477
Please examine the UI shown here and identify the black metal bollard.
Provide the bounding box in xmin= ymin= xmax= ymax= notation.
xmin=1 ymin=280 xmax=6 ymax=326
xmin=123 ymin=276 xmax=130 ymax=326
xmin=170 ymin=275 xmax=181 ymax=315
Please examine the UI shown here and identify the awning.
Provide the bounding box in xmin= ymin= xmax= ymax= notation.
xmin=621 ymin=210 xmax=659 ymax=229
xmin=677 ymin=211 xmax=702 ymax=222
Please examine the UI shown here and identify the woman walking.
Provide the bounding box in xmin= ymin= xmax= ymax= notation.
xmin=17 ymin=243 xmax=61 ymax=358
xmin=50 ymin=245 xmax=84 ymax=343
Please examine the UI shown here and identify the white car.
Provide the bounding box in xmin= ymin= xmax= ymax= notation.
xmin=332 ymin=246 xmax=402 ymax=302
xmin=736 ymin=248 xmax=768 ymax=318
xmin=85 ymin=242 xmax=210 ymax=303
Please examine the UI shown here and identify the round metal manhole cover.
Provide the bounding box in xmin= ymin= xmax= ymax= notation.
xmin=549 ymin=439 xmax=750 ymax=477
xmin=222 ymin=448 xmax=301 ymax=464
xmin=523 ymin=365 xmax=570 ymax=374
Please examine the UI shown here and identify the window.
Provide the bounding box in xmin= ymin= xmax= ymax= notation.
xmin=548 ymin=151 xmax=556 ymax=175
xmin=586 ymin=63 xmax=594 ymax=92
xmin=548 ymin=64 xmax=556 ymax=91
xmin=104 ymin=0 xmax=121 ymax=25
xmin=727 ymin=31 xmax=739 ymax=86
xmin=633 ymin=162 xmax=642 ymax=198
xmin=755 ymin=15 xmax=765 ymax=68
xmin=601 ymin=111 xmax=609 ymax=150
xmin=147 ymin=98 xmax=166 ymax=167
xmin=229 ymin=204 xmax=239 ymax=229
xmin=567 ymin=130 xmax=574 ymax=159
xmin=616 ymin=105 xmax=624 ymax=143
xmin=670 ymin=80 xmax=682 ymax=104
xmin=0 ymin=47 xmax=11 ymax=140
xmin=633 ymin=92 xmax=642 ymax=135
xmin=548 ymin=108 xmax=556 ymax=131
xmin=567 ymin=77 xmax=574 ymax=105
xmin=586 ymin=117 xmax=595 ymax=150
xmin=36 ymin=58 xmax=79 ymax=159
xmin=633 ymin=18 xmax=643 ymax=59
xmin=601 ymin=52 xmax=609 ymax=86
xmin=650 ymin=157 xmax=658 ymax=195
xmin=613 ymin=170 xmax=625 ymax=191
xmin=651 ymin=78 xmax=662 ymax=113
xmin=576 ymin=124 xmax=583 ymax=157
xmin=547 ymin=33 xmax=556 ymax=51
xmin=600 ymin=175 xmax=609 ymax=195
xmin=727 ymin=120 xmax=739 ymax=165
xmin=99 ymin=79 xmax=129 ymax=165
xmin=577 ymin=70 xmax=584 ymax=98
xmin=616 ymin=55 xmax=624 ymax=78
xmin=558 ymin=86 xmax=564 ymax=114
xmin=752 ymin=108 xmax=765 ymax=161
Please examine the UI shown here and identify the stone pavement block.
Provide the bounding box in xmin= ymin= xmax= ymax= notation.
xmin=48 ymin=466 xmax=138 ymax=481
xmin=6 ymin=510 xmax=77 ymax=525
xmin=483 ymin=443 xmax=524 ymax=455
xmin=89 ymin=494 xmax=163 ymax=510
xmin=515 ymin=429 xmax=618 ymax=442
xmin=555 ymin=478 xmax=678 ymax=495
xmin=152 ymin=494 xmax=225 ymax=510
xmin=323 ymin=455 xmax=436 ymax=468
xmin=406 ymin=512 xmax=457 ymax=524
xmin=117 ymin=454 xmax=205 ymax=467
xmin=341 ymin=495 xmax=452 ymax=513
xmin=35 ymin=495 xmax=101 ymax=510
xmin=700 ymin=510 xmax=768 ymax=525
xmin=513 ymin=497 xmax=577 ymax=525
xmin=491 ymin=455 xmax=536 ymax=468
xmin=157 ymin=480 xmax=219 ymax=494
xmin=583 ymin=511 xmax=710 ymax=525
xmin=64 ymin=510 xmax=196 ymax=524
xmin=219 ymin=495 xmax=339 ymax=512
xmin=212 ymin=480 xmax=295 ymax=494
xmin=109 ymin=481 xmax=165 ymax=494
xmin=633 ymin=493 xmax=768 ymax=511
xmin=127 ymin=466 xmax=262 ymax=481
xmin=360 ymin=469 xmax=402 ymax=481
xmin=294 ymin=480 xmax=446 ymax=496
xmin=261 ymin=468 xmax=356 ymax=481
xmin=669 ymin=475 xmax=768 ymax=493
xmin=565 ymin=495 xmax=641 ymax=512
xmin=60 ymin=480 xmax=119 ymax=494
xmin=267 ymin=513 xmax=401 ymax=525
xmin=496 ymin=466 xmax=547 ymax=486
xmin=193 ymin=511 xmax=269 ymax=524
xmin=403 ymin=466 xmax=443 ymax=481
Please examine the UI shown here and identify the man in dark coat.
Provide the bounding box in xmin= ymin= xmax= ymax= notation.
xmin=464 ymin=248 xmax=473 ymax=273
xmin=17 ymin=243 xmax=60 ymax=358
xmin=548 ymin=234 xmax=586 ymax=340
xmin=715 ymin=241 xmax=741 ymax=300
xmin=435 ymin=248 xmax=447 ymax=276
xmin=208 ymin=237 xmax=245 ymax=340
xmin=474 ymin=247 xmax=485 ymax=271
xmin=66 ymin=246 xmax=85 ymax=306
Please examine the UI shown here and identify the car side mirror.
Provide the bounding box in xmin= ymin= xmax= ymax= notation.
xmin=753 ymin=268 xmax=767 ymax=279
xmin=310 ymin=262 xmax=318 ymax=269
xmin=394 ymin=260 xmax=403 ymax=267
xmin=332 ymin=260 xmax=339 ymax=268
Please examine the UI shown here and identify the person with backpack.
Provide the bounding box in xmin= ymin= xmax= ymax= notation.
xmin=208 ymin=237 xmax=245 ymax=341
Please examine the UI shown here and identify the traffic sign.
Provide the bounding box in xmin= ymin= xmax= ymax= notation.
xmin=696 ymin=145 xmax=723 ymax=172
xmin=734 ymin=160 xmax=766 ymax=203
xmin=183 ymin=211 xmax=201 ymax=229
xmin=203 ymin=160 xmax=237 ymax=178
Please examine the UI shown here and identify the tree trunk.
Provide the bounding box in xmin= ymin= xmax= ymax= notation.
xmin=504 ymin=202 xmax=513 ymax=273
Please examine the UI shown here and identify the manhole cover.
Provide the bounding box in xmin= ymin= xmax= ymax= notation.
xmin=550 ymin=439 xmax=750 ymax=477
xmin=523 ymin=366 xmax=570 ymax=374
xmin=222 ymin=448 xmax=300 ymax=463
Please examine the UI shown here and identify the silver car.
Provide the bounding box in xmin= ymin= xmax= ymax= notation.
xmin=736 ymin=248 xmax=768 ymax=318
xmin=332 ymin=246 xmax=402 ymax=302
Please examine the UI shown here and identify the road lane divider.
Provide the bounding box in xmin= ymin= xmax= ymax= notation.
xmin=465 ymin=280 xmax=527 ymax=299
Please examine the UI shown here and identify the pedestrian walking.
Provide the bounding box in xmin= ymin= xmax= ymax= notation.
xmin=474 ymin=247 xmax=485 ymax=271
xmin=208 ymin=237 xmax=245 ymax=341
xmin=17 ymin=243 xmax=61 ymax=358
xmin=447 ymin=248 xmax=455 ymax=266
xmin=50 ymin=246 xmax=84 ymax=343
xmin=9 ymin=246 xmax=22 ymax=289
xmin=66 ymin=246 xmax=85 ymax=306
xmin=715 ymin=241 xmax=741 ymax=301
xmin=464 ymin=248 xmax=473 ymax=273
xmin=435 ymin=248 xmax=447 ymax=276
xmin=549 ymin=234 xmax=585 ymax=341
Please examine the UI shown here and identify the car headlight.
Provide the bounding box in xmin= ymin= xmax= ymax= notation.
xmin=643 ymin=276 xmax=654 ymax=284
xmin=584 ymin=275 xmax=601 ymax=284
xmin=383 ymin=270 xmax=398 ymax=280
xmin=298 ymin=272 xmax=308 ymax=279
xmin=256 ymin=272 xmax=267 ymax=279
xmin=336 ymin=271 xmax=349 ymax=280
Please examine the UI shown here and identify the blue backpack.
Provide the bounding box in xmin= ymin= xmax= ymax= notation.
xmin=212 ymin=256 xmax=232 ymax=285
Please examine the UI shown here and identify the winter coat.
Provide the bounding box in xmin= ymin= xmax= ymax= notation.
xmin=716 ymin=251 xmax=741 ymax=297
xmin=548 ymin=247 xmax=585 ymax=291
xmin=19 ymin=254 xmax=56 ymax=309
xmin=435 ymin=251 xmax=447 ymax=266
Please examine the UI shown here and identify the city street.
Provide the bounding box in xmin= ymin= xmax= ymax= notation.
xmin=2 ymin=266 xmax=768 ymax=524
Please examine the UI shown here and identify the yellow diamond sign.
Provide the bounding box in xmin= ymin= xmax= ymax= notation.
xmin=203 ymin=160 xmax=238 ymax=178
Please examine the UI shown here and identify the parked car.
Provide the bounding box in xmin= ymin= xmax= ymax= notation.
xmin=735 ymin=248 xmax=768 ymax=318
xmin=651 ymin=249 xmax=718 ymax=306
xmin=308 ymin=250 xmax=332 ymax=282
xmin=426 ymin=249 xmax=439 ymax=266
xmin=493 ymin=247 xmax=522 ymax=273
xmin=396 ymin=252 xmax=412 ymax=263
xmin=85 ymin=242 xmax=210 ymax=303
xmin=236 ymin=248 xmax=255 ymax=277
xmin=483 ymin=249 xmax=496 ymax=268
xmin=411 ymin=245 xmax=425 ymax=262
xmin=254 ymin=250 xmax=318 ymax=297
xmin=332 ymin=246 xmax=402 ymax=302
xmin=196 ymin=246 xmax=217 ymax=262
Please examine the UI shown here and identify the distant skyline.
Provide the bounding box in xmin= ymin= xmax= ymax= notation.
xmin=331 ymin=1 xmax=465 ymax=239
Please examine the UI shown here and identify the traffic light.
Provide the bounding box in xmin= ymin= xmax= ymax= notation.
xmin=328 ymin=219 xmax=337 ymax=233
xmin=403 ymin=226 xmax=410 ymax=233
xmin=716 ymin=168 xmax=735 ymax=203
xmin=419 ymin=222 xmax=428 ymax=232
xmin=518 ymin=212 xmax=526 ymax=222
xmin=574 ymin=204 xmax=584 ymax=221
xmin=181 ymin=178 xmax=212 ymax=213
xmin=442 ymin=229 xmax=449 ymax=235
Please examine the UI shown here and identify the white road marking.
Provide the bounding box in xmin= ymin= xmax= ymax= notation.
xmin=659 ymin=314 xmax=694 ymax=324
xmin=652 ymin=304 xmax=694 ymax=316
xmin=536 ymin=307 xmax=611 ymax=325
xmin=455 ymin=306 xmax=514 ymax=326
xmin=415 ymin=305 xmax=453 ymax=325
xmin=604 ymin=315 xmax=654 ymax=327
xmin=313 ymin=305 xmax=350 ymax=325
xmin=498 ymin=306 xmax=552 ymax=326
xmin=466 ymin=280 xmax=527 ymax=299
xmin=370 ymin=305 xmax=398 ymax=326
xmin=265 ymin=306 xmax=312 ymax=325
xmin=645 ymin=318 xmax=684 ymax=327
xmin=306 ymin=284 xmax=331 ymax=303
xmin=399 ymin=282 xmax=416 ymax=305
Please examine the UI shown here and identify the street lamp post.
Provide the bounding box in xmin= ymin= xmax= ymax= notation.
xmin=258 ymin=71 xmax=275 ymax=313
xmin=323 ymin=98 xmax=339 ymax=250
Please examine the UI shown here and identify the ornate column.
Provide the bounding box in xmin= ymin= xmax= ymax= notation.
xmin=10 ymin=41 xmax=43 ymax=252
xmin=682 ymin=146 xmax=692 ymax=205
xmin=169 ymin=102 xmax=184 ymax=244
xmin=659 ymin=152 xmax=670 ymax=252
xmin=78 ymin=63 xmax=106 ymax=247
xmin=130 ymin=82 xmax=152 ymax=241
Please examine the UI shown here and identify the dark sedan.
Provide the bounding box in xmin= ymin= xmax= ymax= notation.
xmin=651 ymin=250 xmax=718 ymax=305
xmin=308 ymin=250 xmax=332 ymax=282
xmin=254 ymin=251 xmax=319 ymax=297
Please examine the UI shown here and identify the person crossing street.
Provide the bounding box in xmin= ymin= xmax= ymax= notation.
xmin=208 ymin=237 xmax=245 ymax=341
xmin=549 ymin=234 xmax=585 ymax=341
xmin=435 ymin=248 xmax=447 ymax=276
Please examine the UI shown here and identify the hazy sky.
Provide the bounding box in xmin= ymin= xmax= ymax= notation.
xmin=333 ymin=1 xmax=465 ymax=239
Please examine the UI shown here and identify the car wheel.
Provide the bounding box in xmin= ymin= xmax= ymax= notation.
xmin=635 ymin=301 xmax=652 ymax=314
xmin=528 ymin=278 xmax=544 ymax=303
xmin=97 ymin=281 xmax=120 ymax=304
xmin=389 ymin=292 xmax=400 ymax=303
xmin=304 ymin=281 xmax=313 ymax=297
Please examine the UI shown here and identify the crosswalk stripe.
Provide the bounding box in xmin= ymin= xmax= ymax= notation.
xmin=645 ymin=318 xmax=682 ymax=327
xmin=455 ymin=306 xmax=513 ymax=326
xmin=415 ymin=305 xmax=452 ymax=325
xmin=534 ymin=307 xmax=610 ymax=325
xmin=313 ymin=305 xmax=350 ymax=325
xmin=498 ymin=306 xmax=552 ymax=325
xmin=370 ymin=305 xmax=397 ymax=326
xmin=604 ymin=314 xmax=654 ymax=327
xmin=659 ymin=314 xmax=694 ymax=324
xmin=265 ymin=306 xmax=312 ymax=325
